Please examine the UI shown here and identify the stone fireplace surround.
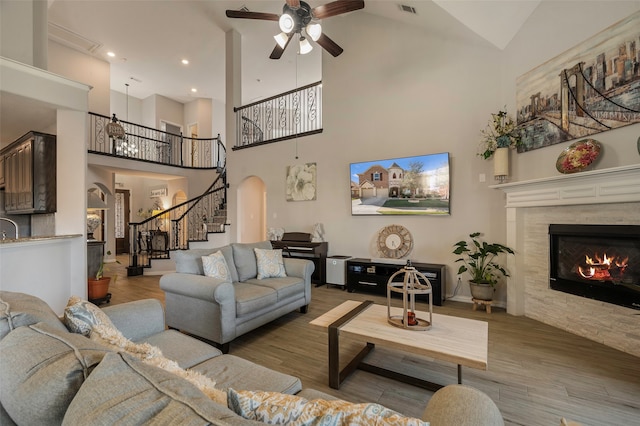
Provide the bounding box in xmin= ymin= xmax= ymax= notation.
xmin=492 ymin=164 xmax=640 ymax=358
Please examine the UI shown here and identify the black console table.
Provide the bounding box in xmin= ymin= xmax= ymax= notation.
xmin=271 ymin=240 xmax=328 ymax=286
xmin=346 ymin=258 xmax=445 ymax=305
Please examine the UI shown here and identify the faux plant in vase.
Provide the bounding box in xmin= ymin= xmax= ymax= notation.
xmin=478 ymin=109 xmax=522 ymax=183
xmin=88 ymin=251 xmax=120 ymax=303
xmin=453 ymin=232 xmax=515 ymax=301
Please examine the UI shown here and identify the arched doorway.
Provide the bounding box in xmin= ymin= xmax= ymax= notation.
xmin=236 ymin=176 xmax=266 ymax=243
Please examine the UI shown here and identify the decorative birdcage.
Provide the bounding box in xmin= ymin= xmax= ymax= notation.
xmin=387 ymin=260 xmax=433 ymax=331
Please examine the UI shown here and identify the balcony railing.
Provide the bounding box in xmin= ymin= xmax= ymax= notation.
xmin=88 ymin=112 xmax=225 ymax=169
xmin=233 ymin=81 xmax=322 ymax=150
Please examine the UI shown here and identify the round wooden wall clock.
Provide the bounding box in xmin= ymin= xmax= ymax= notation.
xmin=377 ymin=225 xmax=413 ymax=259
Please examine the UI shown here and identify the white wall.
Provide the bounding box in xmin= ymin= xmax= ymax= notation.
xmin=48 ymin=40 xmax=110 ymax=116
xmin=155 ymin=94 xmax=184 ymax=130
xmin=228 ymin=12 xmax=506 ymax=303
xmin=184 ymin=98 xmax=213 ymax=139
xmin=111 ymin=89 xmax=143 ymax=124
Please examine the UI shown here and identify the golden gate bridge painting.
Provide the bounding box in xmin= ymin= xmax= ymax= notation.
xmin=516 ymin=10 xmax=640 ymax=153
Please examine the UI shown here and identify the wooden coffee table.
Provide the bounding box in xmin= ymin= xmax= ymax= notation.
xmin=310 ymin=300 xmax=488 ymax=390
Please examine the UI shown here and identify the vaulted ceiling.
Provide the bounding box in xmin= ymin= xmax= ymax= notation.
xmin=46 ymin=1 xmax=540 ymax=105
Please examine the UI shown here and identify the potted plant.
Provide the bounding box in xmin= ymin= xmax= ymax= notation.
xmin=452 ymin=232 xmax=515 ymax=301
xmin=88 ymin=251 xmax=119 ymax=302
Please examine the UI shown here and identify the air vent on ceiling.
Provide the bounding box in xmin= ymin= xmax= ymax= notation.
xmin=399 ymin=4 xmax=418 ymax=15
xmin=48 ymin=22 xmax=102 ymax=54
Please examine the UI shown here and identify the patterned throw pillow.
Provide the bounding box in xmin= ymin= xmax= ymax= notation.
xmin=63 ymin=295 xmax=116 ymax=336
xmin=254 ymin=248 xmax=287 ymax=280
xmin=202 ymin=251 xmax=232 ymax=281
xmin=227 ymin=389 xmax=429 ymax=426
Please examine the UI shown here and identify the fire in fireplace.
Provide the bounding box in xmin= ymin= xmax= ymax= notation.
xmin=549 ymin=224 xmax=640 ymax=310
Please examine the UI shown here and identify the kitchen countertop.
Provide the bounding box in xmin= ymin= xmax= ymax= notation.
xmin=0 ymin=234 xmax=83 ymax=245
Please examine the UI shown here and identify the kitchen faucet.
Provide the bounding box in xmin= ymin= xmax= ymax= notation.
xmin=0 ymin=217 xmax=19 ymax=240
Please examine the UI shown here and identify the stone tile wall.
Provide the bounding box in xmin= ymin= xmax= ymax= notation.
xmin=523 ymin=202 xmax=640 ymax=357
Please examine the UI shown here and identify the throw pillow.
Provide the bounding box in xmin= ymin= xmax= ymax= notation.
xmin=227 ymin=389 xmax=429 ymax=426
xmin=202 ymin=251 xmax=232 ymax=281
xmin=232 ymin=241 xmax=272 ymax=281
xmin=0 ymin=291 xmax=69 ymax=340
xmin=254 ymin=248 xmax=287 ymax=280
xmin=63 ymin=295 xmax=116 ymax=336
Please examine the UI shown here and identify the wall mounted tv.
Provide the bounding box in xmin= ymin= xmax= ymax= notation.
xmin=350 ymin=152 xmax=450 ymax=216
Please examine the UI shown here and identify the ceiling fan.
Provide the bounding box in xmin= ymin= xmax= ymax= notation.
xmin=226 ymin=0 xmax=365 ymax=59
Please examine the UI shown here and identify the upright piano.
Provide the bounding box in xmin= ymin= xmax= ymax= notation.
xmin=271 ymin=232 xmax=328 ymax=286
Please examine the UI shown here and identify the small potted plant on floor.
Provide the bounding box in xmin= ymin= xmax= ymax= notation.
xmin=88 ymin=251 xmax=119 ymax=303
xmin=452 ymin=232 xmax=514 ymax=300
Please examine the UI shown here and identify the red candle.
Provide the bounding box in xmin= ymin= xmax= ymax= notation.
xmin=407 ymin=311 xmax=417 ymax=326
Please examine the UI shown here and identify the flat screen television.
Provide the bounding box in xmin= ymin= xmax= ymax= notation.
xmin=350 ymin=152 xmax=450 ymax=216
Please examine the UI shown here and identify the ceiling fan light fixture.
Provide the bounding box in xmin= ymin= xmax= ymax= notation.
xmin=279 ymin=13 xmax=295 ymax=33
xmin=305 ymin=22 xmax=322 ymax=41
xmin=274 ymin=32 xmax=289 ymax=48
xmin=299 ymin=36 xmax=313 ymax=55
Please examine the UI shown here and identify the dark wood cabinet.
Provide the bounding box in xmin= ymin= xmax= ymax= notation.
xmin=346 ymin=258 xmax=445 ymax=305
xmin=1 ymin=131 xmax=56 ymax=214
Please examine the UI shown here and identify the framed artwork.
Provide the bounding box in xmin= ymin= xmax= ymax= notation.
xmin=516 ymin=10 xmax=640 ymax=153
xmin=350 ymin=152 xmax=450 ymax=216
xmin=286 ymin=163 xmax=317 ymax=201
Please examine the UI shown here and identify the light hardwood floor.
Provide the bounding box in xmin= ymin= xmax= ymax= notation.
xmin=107 ymin=258 xmax=640 ymax=426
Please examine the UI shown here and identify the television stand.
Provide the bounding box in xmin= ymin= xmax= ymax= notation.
xmin=346 ymin=258 xmax=445 ymax=306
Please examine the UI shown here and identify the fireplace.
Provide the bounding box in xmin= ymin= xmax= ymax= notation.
xmin=549 ymin=224 xmax=640 ymax=310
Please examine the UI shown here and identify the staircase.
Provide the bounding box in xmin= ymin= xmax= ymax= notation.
xmin=127 ymin=152 xmax=228 ymax=275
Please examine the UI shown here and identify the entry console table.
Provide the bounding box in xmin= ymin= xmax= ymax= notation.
xmin=346 ymin=258 xmax=445 ymax=306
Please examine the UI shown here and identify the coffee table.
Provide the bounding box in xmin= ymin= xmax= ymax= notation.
xmin=310 ymin=300 xmax=488 ymax=390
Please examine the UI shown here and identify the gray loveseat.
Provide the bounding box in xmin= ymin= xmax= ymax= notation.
xmin=160 ymin=241 xmax=314 ymax=353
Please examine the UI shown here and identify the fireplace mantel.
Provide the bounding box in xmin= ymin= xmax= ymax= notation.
xmin=490 ymin=164 xmax=640 ymax=317
xmin=490 ymin=164 xmax=640 ymax=208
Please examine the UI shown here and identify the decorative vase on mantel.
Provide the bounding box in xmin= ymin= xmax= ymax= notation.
xmin=493 ymin=146 xmax=509 ymax=183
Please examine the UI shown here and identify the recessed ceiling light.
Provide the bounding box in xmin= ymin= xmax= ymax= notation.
xmin=182 ymin=59 xmax=189 ymax=65
xmin=191 ymin=88 xmax=197 ymax=93
xmin=107 ymin=51 xmax=116 ymax=57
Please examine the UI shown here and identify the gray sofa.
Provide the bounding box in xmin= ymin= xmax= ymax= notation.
xmin=0 ymin=291 xmax=505 ymax=425
xmin=160 ymin=241 xmax=314 ymax=353
xmin=0 ymin=291 xmax=309 ymax=425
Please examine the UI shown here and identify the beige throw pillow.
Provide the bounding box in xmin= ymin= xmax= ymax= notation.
xmin=254 ymin=248 xmax=287 ymax=280
xmin=202 ymin=251 xmax=232 ymax=281
xmin=228 ymin=389 xmax=429 ymax=425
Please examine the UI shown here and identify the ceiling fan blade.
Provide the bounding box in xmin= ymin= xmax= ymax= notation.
xmin=270 ymin=33 xmax=294 ymax=59
xmin=316 ymin=33 xmax=344 ymax=57
xmin=285 ymin=0 xmax=301 ymax=8
xmin=313 ymin=0 xmax=364 ymax=19
xmin=225 ymin=10 xmax=279 ymax=21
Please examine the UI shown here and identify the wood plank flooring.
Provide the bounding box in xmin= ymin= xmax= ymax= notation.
xmin=106 ymin=258 xmax=640 ymax=426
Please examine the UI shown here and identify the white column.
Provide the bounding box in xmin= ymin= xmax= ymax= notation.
xmin=506 ymin=206 xmax=525 ymax=315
